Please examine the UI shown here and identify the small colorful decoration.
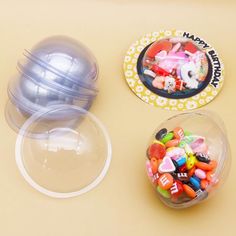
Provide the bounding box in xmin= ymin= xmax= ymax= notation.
xmin=124 ymin=30 xmax=224 ymax=110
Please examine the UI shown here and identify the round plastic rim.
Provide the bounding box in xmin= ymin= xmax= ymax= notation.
xmin=15 ymin=105 xmax=112 ymax=198
xmin=17 ymin=57 xmax=98 ymax=99
xmin=24 ymin=50 xmax=99 ymax=93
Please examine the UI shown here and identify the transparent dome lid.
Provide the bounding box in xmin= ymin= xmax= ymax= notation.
xmin=24 ymin=36 xmax=99 ymax=92
xmin=15 ymin=105 xmax=112 ymax=198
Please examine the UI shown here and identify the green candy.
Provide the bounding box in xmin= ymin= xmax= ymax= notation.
xmin=161 ymin=132 xmax=174 ymax=144
xmin=183 ymin=135 xmax=194 ymax=144
xmin=178 ymin=140 xmax=187 ymax=148
xmin=157 ymin=186 xmax=171 ymax=198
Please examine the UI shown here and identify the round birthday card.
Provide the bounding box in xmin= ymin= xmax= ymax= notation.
xmin=123 ymin=30 xmax=224 ymax=111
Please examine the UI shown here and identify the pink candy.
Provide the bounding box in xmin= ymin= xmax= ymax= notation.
xmin=195 ymin=168 xmax=206 ymax=179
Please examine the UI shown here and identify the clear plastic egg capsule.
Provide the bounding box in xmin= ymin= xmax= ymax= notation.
xmin=145 ymin=111 xmax=231 ymax=208
xmin=5 ymin=36 xmax=98 ymax=132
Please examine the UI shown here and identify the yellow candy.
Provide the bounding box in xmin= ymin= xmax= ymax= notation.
xmin=186 ymin=155 xmax=196 ymax=170
xmin=184 ymin=144 xmax=193 ymax=156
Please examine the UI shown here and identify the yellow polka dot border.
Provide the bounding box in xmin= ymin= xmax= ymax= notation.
xmin=123 ymin=29 xmax=224 ymax=111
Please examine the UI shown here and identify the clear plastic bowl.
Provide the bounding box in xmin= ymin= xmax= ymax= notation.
xmin=18 ymin=52 xmax=98 ymax=98
xmin=8 ymin=73 xmax=94 ymax=113
xmin=23 ymin=35 xmax=99 ymax=92
xmin=15 ymin=105 xmax=112 ymax=198
xmin=6 ymin=72 xmax=94 ymax=131
xmin=145 ymin=111 xmax=231 ymax=208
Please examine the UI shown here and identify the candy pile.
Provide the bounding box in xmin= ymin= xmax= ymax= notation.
xmin=142 ymin=38 xmax=208 ymax=93
xmin=146 ymin=127 xmax=218 ymax=205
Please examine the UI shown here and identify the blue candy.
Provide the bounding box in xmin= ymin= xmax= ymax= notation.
xmin=190 ymin=177 xmax=200 ymax=190
xmin=176 ymin=156 xmax=186 ymax=167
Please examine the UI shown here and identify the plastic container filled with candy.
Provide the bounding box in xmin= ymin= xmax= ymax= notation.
xmin=145 ymin=111 xmax=231 ymax=208
xmin=141 ymin=37 xmax=209 ymax=96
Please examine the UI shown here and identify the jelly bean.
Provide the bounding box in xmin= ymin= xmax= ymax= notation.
xmin=195 ymin=161 xmax=212 ymax=171
xmin=170 ymin=180 xmax=183 ymax=198
xmin=150 ymin=158 xmax=159 ymax=174
xmin=196 ymin=153 xmax=210 ymax=163
xmin=184 ymin=144 xmax=193 ymax=156
xmin=165 ymin=139 xmax=180 ymax=148
xmin=148 ymin=143 xmax=166 ymax=159
xmin=201 ymin=179 xmax=209 ymax=190
xmin=161 ymin=132 xmax=174 ymax=144
xmin=209 ymin=160 xmax=217 ymax=170
xmin=147 ymin=40 xmax=173 ymax=58
xmin=158 ymin=156 xmax=176 ymax=173
xmin=183 ymin=184 xmax=196 ymax=198
xmin=146 ymin=160 xmax=153 ymax=177
xmin=179 ymin=164 xmax=187 ymax=172
xmin=190 ymin=177 xmax=200 ymax=190
xmin=157 ymin=186 xmax=171 ymax=198
xmin=178 ymin=140 xmax=187 ymax=148
xmin=175 ymin=156 xmax=187 ymax=167
xmin=193 ymin=175 xmax=201 ymax=182
xmin=186 ymin=155 xmax=196 ymax=170
xmin=188 ymin=166 xmax=196 ymax=177
xmin=158 ymin=173 xmax=174 ymax=190
xmin=173 ymin=127 xmax=185 ymax=140
xmin=155 ymin=128 xmax=167 ymax=141
xmin=177 ymin=172 xmax=189 ymax=182
xmin=195 ymin=168 xmax=206 ymax=179
xmin=206 ymin=171 xmax=213 ymax=182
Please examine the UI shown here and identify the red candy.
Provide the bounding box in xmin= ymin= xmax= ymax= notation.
xmin=184 ymin=41 xmax=198 ymax=54
xmin=170 ymin=180 xmax=183 ymax=198
xmin=151 ymin=65 xmax=170 ymax=76
xmin=148 ymin=143 xmax=166 ymax=159
xmin=146 ymin=40 xmax=172 ymax=58
xmin=179 ymin=164 xmax=187 ymax=172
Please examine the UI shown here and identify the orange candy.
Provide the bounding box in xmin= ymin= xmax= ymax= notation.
xmin=188 ymin=166 xmax=196 ymax=177
xmin=158 ymin=173 xmax=173 ymax=190
xmin=150 ymin=157 xmax=159 ymax=174
xmin=165 ymin=139 xmax=180 ymax=148
xmin=183 ymin=184 xmax=196 ymax=198
xmin=209 ymin=160 xmax=217 ymax=170
xmin=195 ymin=161 xmax=212 ymax=171
xmin=206 ymin=171 xmax=214 ymax=182
xmin=173 ymin=127 xmax=185 ymax=140
xmin=201 ymin=179 xmax=209 ymax=190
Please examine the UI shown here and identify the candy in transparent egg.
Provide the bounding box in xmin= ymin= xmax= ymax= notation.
xmin=145 ymin=111 xmax=231 ymax=208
